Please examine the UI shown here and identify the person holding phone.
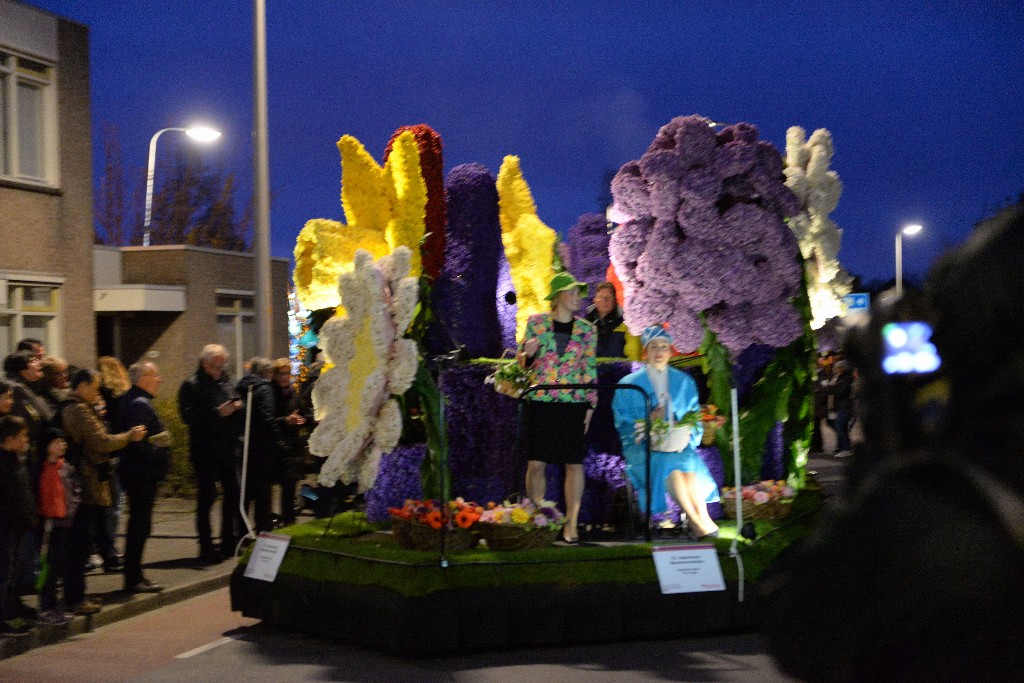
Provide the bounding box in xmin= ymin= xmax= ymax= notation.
xmin=518 ymin=272 xmax=597 ymax=544
xmin=178 ymin=344 xmax=243 ymax=564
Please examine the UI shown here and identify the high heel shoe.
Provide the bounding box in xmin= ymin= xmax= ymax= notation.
xmin=561 ymin=531 xmax=579 ymax=544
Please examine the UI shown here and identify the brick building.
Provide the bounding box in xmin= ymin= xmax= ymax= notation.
xmin=1 ymin=0 xmax=95 ymax=366
xmin=2 ymin=1 xmax=290 ymax=387
xmin=94 ymin=245 xmax=290 ymax=388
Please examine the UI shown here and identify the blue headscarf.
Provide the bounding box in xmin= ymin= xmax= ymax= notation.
xmin=641 ymin=325 xmax=673 ymax=348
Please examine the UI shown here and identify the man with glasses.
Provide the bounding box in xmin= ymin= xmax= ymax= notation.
xmin=178 ymin=344 xmax=242 ymax=564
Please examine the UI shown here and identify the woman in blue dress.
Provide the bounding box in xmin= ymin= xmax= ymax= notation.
xmin=612 ymin=326 xmax=720 ymax=539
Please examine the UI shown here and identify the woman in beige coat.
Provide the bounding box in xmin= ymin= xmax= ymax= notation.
xmin=60 ymin=369 xmax=145 ymax=613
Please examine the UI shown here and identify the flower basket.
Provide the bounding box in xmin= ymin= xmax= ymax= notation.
xmin=407 ymin=521 xmax=478 ymax=552
xmin=722 ymin=498 xmax=793 ymax=521
xmin=477 ymin=522 xmax=559 ymax=551
xmin=494 ymin=377 xmax=527 ymax=398
xmin=484 ymin=350 xmax=532 ymax=399
xmin=392 ymin=518 xmax=414 ymax=549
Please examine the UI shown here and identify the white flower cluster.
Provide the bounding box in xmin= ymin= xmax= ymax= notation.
xmin=784 ymin=127 xmax=853 ymax=329
xmin=309 ymin=246 xmax=420 ymax=491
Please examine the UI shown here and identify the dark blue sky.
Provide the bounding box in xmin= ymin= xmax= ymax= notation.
xmin=30 ymin=0 xmax=1024 ymax=283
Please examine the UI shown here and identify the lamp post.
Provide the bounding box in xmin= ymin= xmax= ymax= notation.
xmin=895 ymin=223 xmax=923 ymax=298
xmin=142 ymin=126 xmax=222 ymax=247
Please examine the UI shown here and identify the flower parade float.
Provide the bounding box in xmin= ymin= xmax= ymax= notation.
xmin=231 ymin=118 xmax=838 ymax=654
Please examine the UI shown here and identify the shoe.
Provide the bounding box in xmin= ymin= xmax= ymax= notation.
xmin=85 ymin=554 xmax=103 ymax=572
xmin=560 ymin=532 xmax=579 ymax=545
xmin=834 ymin=450 xmax=852 ymax=458
xmin=72 ymin=599 xmax=102 ymax=615
xmin=698 ymin=529 xmax=721 ymax=541
xmin=0 ymin=618 xmax=33 ymax=637
xmin=104 ymin=555 xmax=124 ymax=573
xmin=198 ymin=550 xmax=222 ymax=565
xmin=37 ymin=610 xmax=70 ymax=626
xmin=125 ymin=578 xmax=165 ymax=594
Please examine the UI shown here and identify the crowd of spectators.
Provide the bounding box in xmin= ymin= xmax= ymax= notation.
xmin=0 ymin=339 xmax=315 ymax=637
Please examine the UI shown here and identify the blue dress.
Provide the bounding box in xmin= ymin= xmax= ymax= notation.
xmin=612 ymin=367 xmax=720 ymax=515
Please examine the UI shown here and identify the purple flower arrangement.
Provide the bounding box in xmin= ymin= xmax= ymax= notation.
xmin=566 ymin=212 xmax=612 ymax=310
xmin=427 ymin=163 xmax=504 ymax=358
xmin=364 ymin=444 xmax=426 ymax=522
xmin=496 ymin=255 xmax=518 ymax=352
xmin=608 ymin=115 xmax=805 ymax=356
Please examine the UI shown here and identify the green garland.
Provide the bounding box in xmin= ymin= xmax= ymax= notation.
xmin=699 ymin=265 xmax=816 ymax=486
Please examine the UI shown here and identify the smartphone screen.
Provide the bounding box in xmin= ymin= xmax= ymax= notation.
xmin=882 ymin=322 xmax=941 ymax=374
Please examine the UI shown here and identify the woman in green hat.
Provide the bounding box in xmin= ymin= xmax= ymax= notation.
xmin=517 ymin=272 xmax=598 ymax=543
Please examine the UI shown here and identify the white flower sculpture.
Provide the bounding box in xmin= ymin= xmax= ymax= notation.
xmin=309 ymin=246 xmax=420 ymax=490
xmin=784 ymin=126 xmax=853 ymax=329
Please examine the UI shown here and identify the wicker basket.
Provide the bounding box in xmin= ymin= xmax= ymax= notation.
xmin=494 ymin=377 xmax=527 ymax=398
xmin=721 ymin=498 xmax=793 ymax=521
xmin=477 ymin=522 xmax=560 ymax=551
xmin=391 ymin=518 xmax=414 ymax=549
xmin=405 ymin=521 xmax=478 ymax=552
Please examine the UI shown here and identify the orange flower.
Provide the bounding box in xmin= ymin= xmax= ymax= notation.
xmin=454 ymin=510 xmax=475 ymax=529
xmin=425 ymin=509 xmax=443 ymax=530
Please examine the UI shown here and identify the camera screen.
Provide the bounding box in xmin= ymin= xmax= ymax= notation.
xmin=882 ymin=322 xmax=942 ymax=374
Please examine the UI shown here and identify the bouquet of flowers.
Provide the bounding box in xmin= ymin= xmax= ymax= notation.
xmin=634 ymin=410 xmax=701 ymax=452
xmin=477 ymin=498 xmax=565 ymax=550
xmin=721 ymin=480 xmax=796 ymax=521
xmin=388 ymin=498 xmax=483 ymax=551
xmin=484 ymin=354 xmax=533 ymax=398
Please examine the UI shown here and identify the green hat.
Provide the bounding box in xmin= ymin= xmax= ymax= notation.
xmin=545 ymin=272 xmax=588 ymax=300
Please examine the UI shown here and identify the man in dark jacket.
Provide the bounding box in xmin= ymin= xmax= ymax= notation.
xmin=236 ymin=358 xmax=285 ymax=534
xmin=116 ymin=361 xmax=170 ymax=593
xmin=178 ymin=344 xmax=242 ymax=563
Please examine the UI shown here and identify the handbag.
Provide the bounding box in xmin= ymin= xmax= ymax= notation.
xmin=650 ymin=392 xmax=692 ymax=452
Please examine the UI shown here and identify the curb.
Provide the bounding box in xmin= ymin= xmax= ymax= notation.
xmin=0 ymin=568 xmax=235 ymax=661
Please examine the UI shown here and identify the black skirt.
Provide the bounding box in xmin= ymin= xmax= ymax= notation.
xmin=523 ymin=401 xmax=588 ymax=465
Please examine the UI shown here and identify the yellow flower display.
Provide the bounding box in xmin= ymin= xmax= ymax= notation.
xmin=383 ymin=131 xmax=428 ymax=278
xmin=292 ymin=131 xmax=427 ymax=312
xmin=496 ymin=155 xmax=558 ymax=339
xmin=293 ymin=218 xmax=389 ymax=313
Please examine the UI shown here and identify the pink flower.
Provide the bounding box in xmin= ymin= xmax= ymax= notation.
xmin=753 ymin=490 xmax=771 ymax=504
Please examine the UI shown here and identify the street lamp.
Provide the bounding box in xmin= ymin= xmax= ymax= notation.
xmin=895 ymin=223 xmax=923 ymax=298
xmin=142 ymin=126 xmax=222 ymax=247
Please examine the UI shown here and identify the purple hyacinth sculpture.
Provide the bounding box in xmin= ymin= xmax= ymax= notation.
xmin=429 ymin=163 xmax=504 ymax=358
xmin=567 ymin=212 xmax=612 ymax=310
xmin=608 ymin=115 xmax=804 ymax=355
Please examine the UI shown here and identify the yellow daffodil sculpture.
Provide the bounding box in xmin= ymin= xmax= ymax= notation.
xmin=496 ymin=155 xmax=559 ymax=339
xmin=309 ymin=246 xmax=420 ymax=490
xmin=293 ymin=130 xmax=427 ymax=313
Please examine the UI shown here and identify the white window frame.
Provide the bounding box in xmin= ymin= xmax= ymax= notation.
xmin=0 ymin=276 xmax=63 ymax=359
xmin=215 ymin=289 xmax=255 ymax=378
xmin=0 ymin=47 xmax=59 ymax=186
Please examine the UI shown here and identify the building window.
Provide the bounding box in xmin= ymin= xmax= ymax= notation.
xmin=0 ymin=281 xmax=61 ymax=358
xmin=216 ymin=293 xmax=255 ymax=378
xmin=0 ymin=49 xmax=56 ymax=184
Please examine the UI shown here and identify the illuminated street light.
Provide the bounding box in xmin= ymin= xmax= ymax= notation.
xmin=895 ymin=223 xmax=923 ymax=298
xmin=142 ymin=126 xmax=222 ymax=247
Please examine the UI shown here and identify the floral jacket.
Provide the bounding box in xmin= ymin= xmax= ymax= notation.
xmin=518 ymin=313 xmax=598 ymax=407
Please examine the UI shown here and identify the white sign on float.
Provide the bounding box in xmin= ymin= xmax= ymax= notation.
xmin=651 ymin=544 xmax=726 ymax=594
xmin=243 ymin=533 xmax=292 ymax=582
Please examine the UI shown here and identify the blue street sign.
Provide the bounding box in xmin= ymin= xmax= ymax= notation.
xmin=844 ymin=292 xmax=870 ymax=313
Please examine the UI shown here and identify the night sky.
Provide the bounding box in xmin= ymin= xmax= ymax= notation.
xmin=27 ymin=0 xmax=1024 ymax=284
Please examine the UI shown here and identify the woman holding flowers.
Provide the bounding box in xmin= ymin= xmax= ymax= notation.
xmin=612 ymin=326 xmax=720 ymax=539
xmin=518 ymin=272 xmax=597 ymax=544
